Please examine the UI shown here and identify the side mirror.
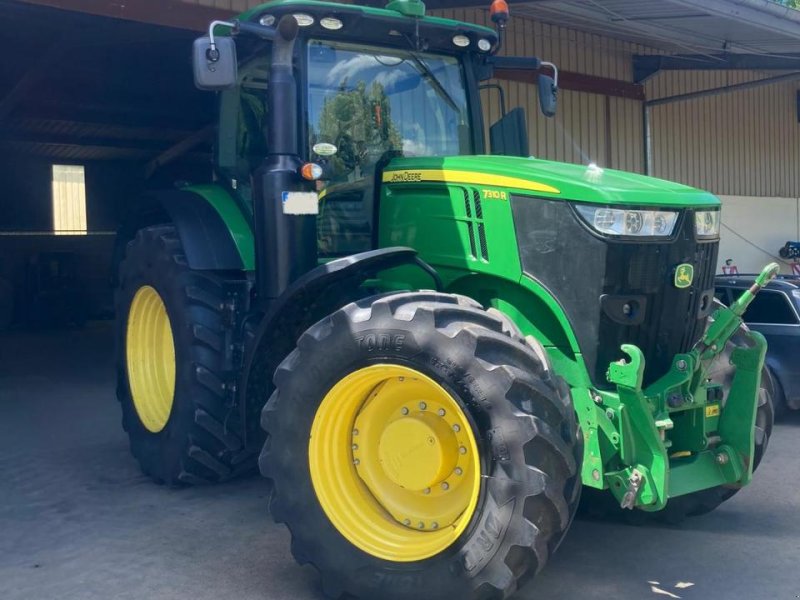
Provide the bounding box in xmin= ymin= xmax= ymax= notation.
xmin=489 ymin=107 xmax=529 ymax=157
xmin=538 ymin=73 xmax=557 ymax=118
xmin=193 ymin=35 xmax=237 ymax=90
xmin=538 ymin=61 xmax=558 ymax=118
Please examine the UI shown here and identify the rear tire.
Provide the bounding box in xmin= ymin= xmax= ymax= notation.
xmin=260 ymin=291 xmax=581 ymax=599
xmin=115 ymin=225 xmax=258 ymax=484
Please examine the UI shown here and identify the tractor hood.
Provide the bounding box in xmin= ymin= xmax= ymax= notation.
xmin=382 ymin=156 xmax=720 ymax=208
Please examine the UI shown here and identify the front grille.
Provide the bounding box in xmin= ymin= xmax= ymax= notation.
xmin=599 ymin=219 xmax=718 ymax=385
xmin=511 ymin=196 xmax=719 ymax=387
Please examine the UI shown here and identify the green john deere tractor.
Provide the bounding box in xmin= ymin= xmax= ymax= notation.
xmin=115 ymin=0 xmax=777 ymax=597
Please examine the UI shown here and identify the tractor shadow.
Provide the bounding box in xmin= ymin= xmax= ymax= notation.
xmin=519 ymin=446 xmax=800 ymax=600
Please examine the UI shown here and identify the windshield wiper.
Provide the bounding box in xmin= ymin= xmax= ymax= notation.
xmin=408 ymin=52 xmax=460 ymax=114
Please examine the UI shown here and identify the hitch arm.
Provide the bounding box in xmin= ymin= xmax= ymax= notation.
xmin=700 ymin=262 xmax=779 ymax=359
xmin=730 ymin=262 xmax=780 ymax=316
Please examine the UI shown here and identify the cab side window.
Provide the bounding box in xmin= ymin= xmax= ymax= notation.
xmin=216 ymin=55 xmax=270 ymax=201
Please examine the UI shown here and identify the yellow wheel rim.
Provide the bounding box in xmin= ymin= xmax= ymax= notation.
xmin=126 ymin=285 xmax=176 ymax=433
xmin=309 ymin=364 xmax=481 ymax=562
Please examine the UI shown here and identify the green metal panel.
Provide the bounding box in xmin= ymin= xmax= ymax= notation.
xmin=185 ymin=184 xmax=255 ymax=271
xmin=382 ymin=156 xmax=721 ymax=207
xmin=377 ymin=157 xmax=769 ymax=511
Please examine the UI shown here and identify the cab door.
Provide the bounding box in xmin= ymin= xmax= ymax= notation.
xmin=216 ymin=53 xmax=271 ymax=211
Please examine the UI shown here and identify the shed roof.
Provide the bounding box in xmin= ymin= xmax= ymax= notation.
xmin=511 ymin=0 xmax=800 ymax=56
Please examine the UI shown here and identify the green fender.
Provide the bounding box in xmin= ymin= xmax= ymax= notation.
xmin=183 ymin=184 xmax=255 ymax=271
xmin=445 ymin=272 xmax=593 ymax=388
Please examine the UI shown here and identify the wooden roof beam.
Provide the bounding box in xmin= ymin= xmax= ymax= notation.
xmin=15 ymin=0 xmax=233 ymax=32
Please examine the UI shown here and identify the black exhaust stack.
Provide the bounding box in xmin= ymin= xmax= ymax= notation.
xmin=252 ymin=15 xmax=317 ymax=306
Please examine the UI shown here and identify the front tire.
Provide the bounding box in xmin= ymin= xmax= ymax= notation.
xmin=115 ymin=225 xmax=258 ymax=484
xmin=260 ymin=292 xmax=581 ymax=599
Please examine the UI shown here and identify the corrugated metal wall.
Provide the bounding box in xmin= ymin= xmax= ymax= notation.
xmin=179 ymin=0 xmax=800 ymax=198
xmin=646 ymin=73 xmax=800 ymax=197
xmin=433 ymin=7 xmax=649 ymax=174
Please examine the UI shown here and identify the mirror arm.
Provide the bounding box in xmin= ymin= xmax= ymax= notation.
xmin=206 ymin=19 xmax=277 ymax=63
xmin=540 ymin=61 xmax=559 ymax=88
xmin=478 ymin=83 xmax=507 ymax=117
xmin=206 ymin=20 xmax=237 ymax=62
xmin=232 ymin=20 xmax=278 ymax=40
xmin=488 ymin=55 xmax=541 ymax=71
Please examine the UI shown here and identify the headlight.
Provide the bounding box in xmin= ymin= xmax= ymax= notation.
xmin=695 ymin=210 xmax=720 ymax=238
xmin=575 ymin=205 xmax=679 ymax=238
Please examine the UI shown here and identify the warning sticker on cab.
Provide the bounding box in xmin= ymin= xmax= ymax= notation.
xmin=282 ymin=191 xmax=319 ymax=215
xmin=705 ymin=404 xmax=720 ymax=418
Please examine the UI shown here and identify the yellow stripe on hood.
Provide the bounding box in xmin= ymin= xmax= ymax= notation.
xmin=382 ymin=169 xmax=560 ymax=195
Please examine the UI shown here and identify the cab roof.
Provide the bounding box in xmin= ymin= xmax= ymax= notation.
xmin=239 ymin=0 xmax=498 ymax=52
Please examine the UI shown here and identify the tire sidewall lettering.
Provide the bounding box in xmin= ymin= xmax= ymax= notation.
xmin=460 ymin=501 xmax=514 ymax=574
xmin=355 ymin=330 xmax=414 ymax=354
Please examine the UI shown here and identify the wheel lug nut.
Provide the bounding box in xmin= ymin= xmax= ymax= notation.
xmin=419 ymin=402 xmax=427 ymax=410
xmin=423 ymin=487 xmax=431 ymax=494
xmin=455 ymin=467 xmax=463 ymax=476
xmin=459 ymin=446 xmax=467 ymax=454
xmin=353 ymin=459 xmax=360 ymax=465
xmin=352 ymin=429 xmax=359 ymax=436
xmin=452 ymin=424 xmax=460 ymax=432
xmin=403 ymin=519 xmax=411 ymax=526
xmin=437 ymin=408 xmax=446 ymax=416
xmin=418 ymin=522 xmax=425 ymax=529
xmin=398 ymin=376 xmax=405 ymax=382
xmin=441 ymin=482 xmax=449 ymax=490
xmin=431 ymin=522 xmax=439 ymax=529
xmin=401 ymin=407 xmax=409 ymax=415
xmin=352 ymin=444 xmax=358 ymax=451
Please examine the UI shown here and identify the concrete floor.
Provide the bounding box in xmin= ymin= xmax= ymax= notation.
xmin=1 ymin=323 xmax=799 ymax=600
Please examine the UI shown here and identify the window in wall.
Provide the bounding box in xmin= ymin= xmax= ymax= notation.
xmin=52 ymin=164 xmax=87 ymax=235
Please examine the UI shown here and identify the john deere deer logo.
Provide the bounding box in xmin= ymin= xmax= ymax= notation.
xmin=674 ymin=264 xmax=694 ymax=289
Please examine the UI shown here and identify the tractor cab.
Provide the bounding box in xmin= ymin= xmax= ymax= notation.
xmin=194 ymin=0 xmax=556 ymax=256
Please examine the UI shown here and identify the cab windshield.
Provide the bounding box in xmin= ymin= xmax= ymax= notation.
xmin=306 ymin=39 xmax=472 ymax=184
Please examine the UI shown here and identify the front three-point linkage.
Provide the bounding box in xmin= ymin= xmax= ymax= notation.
xmin=605 ymin=263 xmax=779 ymax=510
